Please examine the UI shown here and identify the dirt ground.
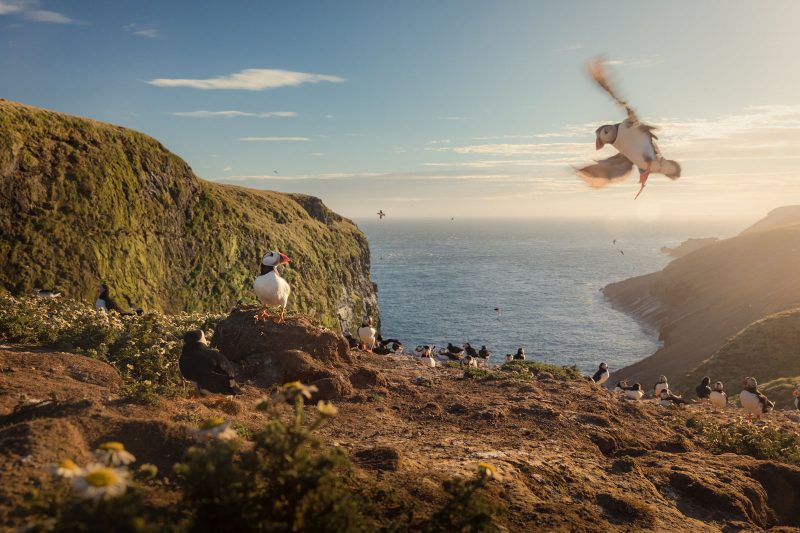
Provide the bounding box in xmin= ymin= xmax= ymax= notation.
xmin=2 ymin=318 xmax=800 ymax=531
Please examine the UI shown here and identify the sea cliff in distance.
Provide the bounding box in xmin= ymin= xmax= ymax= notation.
xmin=0 ymin=100 xmax=377 ymax=328
xmin=604 ymin=205 xmax=800 ymax=395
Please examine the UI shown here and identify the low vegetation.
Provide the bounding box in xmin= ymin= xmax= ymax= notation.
xmin=0 ymin=295 xmax=222 ymax=402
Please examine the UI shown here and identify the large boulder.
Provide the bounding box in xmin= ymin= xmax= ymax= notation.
xmin=211 ymin=307 xmax=354 ymax=399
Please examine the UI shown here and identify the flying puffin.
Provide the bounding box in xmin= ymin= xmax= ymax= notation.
xmin=464 ymin=343 xmax=479 ymax=357
xmin=253 ymin=250 xmax=291 ymax=322
xmin=653 ymin=375 xmax=669 ymax=399
xmin=710 ymin=381 xmax=728 ymax=411
xmin=624 ymin=383 xmax=644 ymax=401
xmin=695 ymin=377 xmax=712 ymax=401
xmin=591 ymin=363 xmax=610 ymax=386
xmin=577 ymin=58 xmax=681 ymax=199
xmin=357 ymin=317 xmax=377 ymax=350
xmin=95 ymin=283 xmax=141 ymax=316
xmin=659 ymin=388 xmax=692 ymax=407
xmin=377 ymin=210 xmax=386 ymax=219
xmin=446 ymin=343 xmax=465 ymax=360
xmin=513 ymin=348 xmax=525 ymax=360
xmin=793 ymin=385 xmax=799 ymax=410
xmin=740 ymin=377 xmax=774 ymax=419
xmin=179 ymin=330 xmax=241 ymax=395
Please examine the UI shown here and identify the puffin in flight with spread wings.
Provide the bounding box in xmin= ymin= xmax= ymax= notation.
xmin=577 ymin=58 xmax=681 ymax=199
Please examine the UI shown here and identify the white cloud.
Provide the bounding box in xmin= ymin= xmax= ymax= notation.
xmin=438 ymin=116 xmax=468 ymax=120
xmin=427 ymin=139 xmax=451 ymax=144
xmin=223 ymin=166 xmax=232 ymax=172
xmin=0 ymin=1 xmax=83 ymax=24
xmin=452 ymin=142 xmax=588 ymax=156
xmin=239 ymin=136 xmax=311 ymax=142
xmin=147 ymin=68 xmax=345 ymax=90
xmin=310 ymin=152 xmax=325 ymax=157
xmin=133 ymin=28 xmax=158 ymax=38
xmin=171 ymin=110 xmax=296 ymax=118
xmin=554 ymin=44 xmax=581 ymax=52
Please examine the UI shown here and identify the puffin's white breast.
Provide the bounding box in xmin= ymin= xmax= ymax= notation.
xmin=740 ymin=390 xmax=762 ymax=414
xmin=654 ymin=383 xmax=669 ymax=398
xmin=357 ymin=326 xmax=376 ymax=346
xmin=710 ymin=391 xmax=727 ymax=409
xmin=595 ymin=371 xmax=609 ymax=386
xmin=253 ymin=272 xmax=291 ymax=307
xmin=95 ymin=298 xmax=107 ymax=311
xmin=613 ymin=123 xmax=657 ymax=170
xmin=625 ymin=389 xmax=643 ymax=400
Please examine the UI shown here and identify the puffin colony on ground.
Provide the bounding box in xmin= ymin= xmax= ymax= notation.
xmin=179 ymin=330 xmax=240 ymax=395
xmin=577 ymin=58 xmax=681 ymax=199
xmin=253 ymin=250 xmax=291 ymax=322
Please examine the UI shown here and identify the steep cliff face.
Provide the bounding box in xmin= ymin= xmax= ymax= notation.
xmin=604 ymin=207 xmax=800 ymax=394
xmin=0 ymin=99 xmax=377 ymax=328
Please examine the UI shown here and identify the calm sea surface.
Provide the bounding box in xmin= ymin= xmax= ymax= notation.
xmin=358 ymin=218 xmax=743 ymax=374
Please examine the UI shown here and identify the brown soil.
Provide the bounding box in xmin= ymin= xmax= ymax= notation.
xmin=2 ymin=316 xmax=800 ymax=531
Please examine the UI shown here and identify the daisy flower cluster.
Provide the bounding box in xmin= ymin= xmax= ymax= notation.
xmin=47 ymin=441 xmax=139 ymax=502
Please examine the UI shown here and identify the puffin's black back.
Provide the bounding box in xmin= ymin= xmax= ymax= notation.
xmin=180 ymin=336 xmax=239 ymax=395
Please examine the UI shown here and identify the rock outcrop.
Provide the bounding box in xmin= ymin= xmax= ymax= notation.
xmin=0 ymin=99 xmax=377 ymax=328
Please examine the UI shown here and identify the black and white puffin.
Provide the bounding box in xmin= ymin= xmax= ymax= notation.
xmin=357 ymin=318 xmax=377 ymax=350
xmin=253 ymin=250 xmax=291 ymax=322
xmin=624 ymin=383 xmax=644 ymax=400
xmin=343 ymin=330 xmax=359 ymax=349
xmin=513 ymin=348 xmax=525 ymax=360
xmin=659 ymin=388 xmax=692 ymax=407
xmin=695 ymin=376 xmax=712 ymax=401
xmin=793 ymin=385 xmax=799 ymax=410
xmin=179 ymin=330 xmax=241 ymax=395
xmin=373 ymin=335 xmax=402 ymax=355
xmin=710 ymin=381 xmax=728 ymax=411
xmin=740 ymin=377 xmax=774 ymax=419
xmin=464 ymin=343 xmax=479 ymax=357
xmin=591 ymin=363 xmax=610 ymax=386
xmin=504 ymin=354 xmax=514 ymax=364
xmin=478 ymin=346 xmax=491 ymax=360
xmin=614 ymin=380 xmax=628 ymax=393
xmin=653 ymin=375 xmax=669 ymax=399
xmin=446 ymin=343 xmax=465 ymax=360
xmin=95 ymin=283 xmax=141 ymax=316
xmin=461 ymin=355 xmax=477 ymax=368
xmin=34 ymin=287 xmax=61 ymax=298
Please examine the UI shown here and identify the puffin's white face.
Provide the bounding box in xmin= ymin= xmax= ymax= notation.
xmin=261 ymin=250 xmax=290 ymax=267
xmin=714 ymin=381 xmax=724 ymax=391
xmin=658 ymin=375 xmax=668 ymax=383
xmin=595 ymin=125 xmax=616 ymax=149
xmin=744 ymin=377 xmax=757 ymax=388
xmin=600 ymin=362 xmax=608 ymax=370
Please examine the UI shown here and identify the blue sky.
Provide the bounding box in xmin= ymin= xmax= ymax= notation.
xmin=2 ymin=0 xmax=800 ymax=220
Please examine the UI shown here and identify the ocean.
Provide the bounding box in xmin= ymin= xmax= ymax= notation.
xmin=358 ymin=218 xmax=744 ymax=374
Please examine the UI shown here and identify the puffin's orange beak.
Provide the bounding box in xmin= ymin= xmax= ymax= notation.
xmin=596 ymin=138 xmax=604 ymax=150
xmin=793 ymin=389 xmax=799 ymax=397
xmin=279 ymin=253 xmax=290 ymax=264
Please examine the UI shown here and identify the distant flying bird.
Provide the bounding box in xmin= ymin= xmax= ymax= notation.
xmin=576 ymin=58 xmax=681 ymax=199
xmin=619 ymin=250 xmax=625 ymax=255
xmin=377 ymin=210 xmax=386 ymax=219
xmin=612 ymin=239 xmax=617 ymax=245
xmin=253 ymin=250 xmax=291 ymax=322
xmin=493 ymin=307 xmax=501 ymax=315
xmin=451 ymin=217 xmax=454 ymax=222
xmin=273 ymin=170 xmax=278 ymax=174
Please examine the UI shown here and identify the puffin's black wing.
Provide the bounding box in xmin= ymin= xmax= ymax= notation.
xmin=104 ymin=296 xmax=124 ymax=313
xmin=588 ymin=57 xmax=639 ymax=125
xmin=591 ymin=369 xmax=604 ymax=382
xmin=180 ymin=344 xmax=238 ymax=394
xmin=200 ymin=345 xmax=236 ymax=379
xmin=576 ymin=153 xmax=634 ymax=188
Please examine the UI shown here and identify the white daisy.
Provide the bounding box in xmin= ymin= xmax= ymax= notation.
xmin=48 ymin=458 xmax=84 ymax=478
xmin=94 ymin=441 xmax=136 ymax=466
xmin=190 ymin=417 xmax=238 ymax=442
xmin=71 ymin=464 xmax=129 ymax=501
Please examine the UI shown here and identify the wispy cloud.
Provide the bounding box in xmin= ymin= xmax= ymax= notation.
xmin=438 ymin=116 xmax=468 ymax=121
xmin=239 ymin=136 xmax=311 ymax=142
xmin=0 ymin=0 xmax=84 ymax=24
xmin=171 ymin=110 xmax=296 ymax=118
xmin=147 ymin=68 xmax=345 ymax=90
xmin=427 ymin=139 xmax=451 ymax=144
xmin=223 ymin=166 xmax=232 ymax=172
xmin=134 ymin=28 xmax=158 ymax=38
xmin=310 ymin=152 xmax=325 ymax=157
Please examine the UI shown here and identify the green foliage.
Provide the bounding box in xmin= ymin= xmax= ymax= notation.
xmin=684 ymin=415 xmax=800 ymax=465
xmin=0 ymin=295 xmax=222 ymax=400
xmin=174 ymin=395 xmax=365 ymax=532
xmin=463 ymin=367 xmax=491 ymax=380
xmin=500 ymin=360 xmax=581 ymax=381
xmin=0 ymin=99 xmax=377 ymax=329
xmin=422 ymin=466 xmax=502 ymax=533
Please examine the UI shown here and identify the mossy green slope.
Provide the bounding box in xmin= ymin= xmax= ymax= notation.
xmin=683 ymin=307 xmax=800 ymax=408
xmin=0 ymin=99 xmax=377 ymax=328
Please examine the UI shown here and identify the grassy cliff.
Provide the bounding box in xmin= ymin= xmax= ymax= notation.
xmin=684 ymin=307 xmax=800 ymax=408
xmin=0 ymin=99 xmax=377 ymax=328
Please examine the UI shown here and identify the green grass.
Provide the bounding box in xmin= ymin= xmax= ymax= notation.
xmin=683 ymin=307 xmax=800 ymax=408
xmin=500 ymin=360 xmax=582 ymax=381
xmin=0 ymin=99 xmax=377 ymax=330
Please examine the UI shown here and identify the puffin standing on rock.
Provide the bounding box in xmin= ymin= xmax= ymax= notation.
xmin=179 ymin=330 xmax=241 ymax=395
xmin=446 ymin=343 xmax=465 ymax=360
xmin=740 ymin=377 xmax=774 ymax=420
xmin=357 ymin=318 xmax=377 ymax=350
xmin=653 ymin=376 xmax=669 ymax=399
xmin=253 ymin=250 xmax=291 ymax=322
xmin=513 ymin=348 xmax=526 ymax=360
xmin=696 ymin=377 xmax=712 ymax=401
xmin=464 ymin=343 xmax=479 ymax=357
xmin=591 ymin=363 xmax=610 ymax=386
xmin=577 ymin=58 xmax=681 ymax=199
